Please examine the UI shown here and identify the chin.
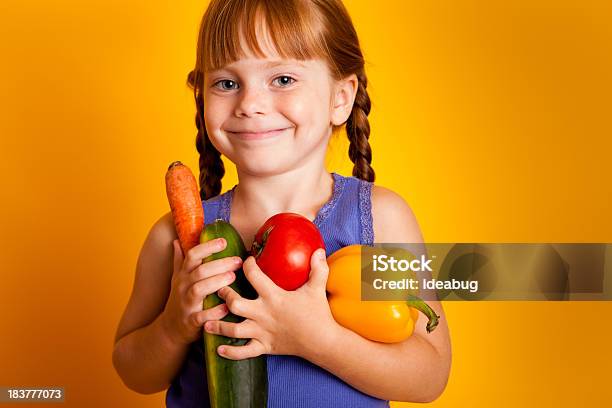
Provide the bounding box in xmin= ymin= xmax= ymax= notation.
xmin=235 ymin=156 xmax=294 ymax=177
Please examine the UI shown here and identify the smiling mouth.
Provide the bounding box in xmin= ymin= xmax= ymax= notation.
xmin=227 ymin=127 xmax=291 ymax=140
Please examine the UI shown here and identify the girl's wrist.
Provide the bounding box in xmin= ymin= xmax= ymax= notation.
xmin=157 ymin=311 xmax=188 ymax=349
xmin=298 ymin=319 xmax=344 ymax=366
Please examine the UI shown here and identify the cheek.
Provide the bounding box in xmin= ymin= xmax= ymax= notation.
xmin=278 ymin=91 xmax=330 ymax=128
xmin=202 ymin=100 xmax=231 ymax=153
xmin=203 ymin=99 xmax=225 ymax=130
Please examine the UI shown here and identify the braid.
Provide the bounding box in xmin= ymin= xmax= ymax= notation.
xmin=345 ymin=70 xmax=375 ymax=182
xmin=189 ymin=70 xmax=225 ymax=200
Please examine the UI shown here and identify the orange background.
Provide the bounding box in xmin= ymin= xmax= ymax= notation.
xmin=1 ymin=0 xmax=611 ymax=406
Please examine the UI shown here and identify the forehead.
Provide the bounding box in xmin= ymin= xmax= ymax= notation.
xmin=209 ymin=26 xmax=329 ymax=75
xmin=211 ymin=25 xmax=291 ymax=71
xmin=203 ymin=9 xmax=332 ymax=72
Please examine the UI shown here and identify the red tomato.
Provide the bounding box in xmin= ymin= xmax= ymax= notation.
xmin=251 ymin=213 xmax=325 ymax=291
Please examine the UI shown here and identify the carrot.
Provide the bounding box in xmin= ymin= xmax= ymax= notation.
xmin=165 ymin=161 xmax=205 ymax=254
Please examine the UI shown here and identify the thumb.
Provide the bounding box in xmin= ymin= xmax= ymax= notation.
xmin=307 ymin=248 xmax=329 ymax=289
xmin=172 ymin=239 xmax=184 ymax=274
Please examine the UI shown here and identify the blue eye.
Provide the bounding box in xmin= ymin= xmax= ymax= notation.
xmin=273 ymin=76 xmax=295 ymax=87
xmin=214 ymin=79 xmax=238 ymax=91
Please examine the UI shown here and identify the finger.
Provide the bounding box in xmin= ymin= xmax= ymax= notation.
xmin=190 ymin=256 xmax=243 ymax=282
xmin=306 ymin=248 xmax=329 ymax=289
xmin=187 ymin=271 xmax=236 ymax=303
xmin=204 ymin=318 xmax=258 ymax=339
xmin=189 ymin=303 xmax=229 ymax=329
xmin=243 ymin=256 xmax=278 ymax=298
xmin=217 ymin=286 xmax=258 ymax=319
xmin=182 ymin=238 xmax=228 ymax=274
xmin=218 ymin=339 xmax=267 ymax=360
xmin=172 ymin=239 xmax=184 ymax=275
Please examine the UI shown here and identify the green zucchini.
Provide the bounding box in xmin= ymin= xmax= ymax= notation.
xmin=200 ymin=219 xmax=267 ymax=408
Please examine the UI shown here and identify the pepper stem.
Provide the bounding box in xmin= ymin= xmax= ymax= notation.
xmin=406 ymin=294 xmax=440 ymax=333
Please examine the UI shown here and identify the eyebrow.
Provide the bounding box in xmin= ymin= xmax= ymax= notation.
xmin=206 ymin=61 xmax=307 ymax=76
xmin=262 ymin=61 xmax=307 ymax=69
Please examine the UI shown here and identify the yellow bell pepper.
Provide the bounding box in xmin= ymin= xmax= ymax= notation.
xmin=326 ymin=245 xmax=440 ymax=343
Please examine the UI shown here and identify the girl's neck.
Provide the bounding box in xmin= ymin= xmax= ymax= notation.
xmin=232 ymin=165 xmax=334 ymax=223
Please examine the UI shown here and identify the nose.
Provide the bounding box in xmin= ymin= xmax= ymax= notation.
xmin=234 ymin=85 xmax=267 ymax=118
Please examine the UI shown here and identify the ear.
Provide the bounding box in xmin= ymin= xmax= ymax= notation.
xmin=330 ymin=74 xmax=358 ymax=126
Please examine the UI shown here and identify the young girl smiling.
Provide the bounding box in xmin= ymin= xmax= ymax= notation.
xmin=113 ymin=1 xmax=451 ymax=406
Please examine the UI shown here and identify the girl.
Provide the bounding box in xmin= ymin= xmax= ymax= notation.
xmin=112 ymin=0 xmax=451 ymax=406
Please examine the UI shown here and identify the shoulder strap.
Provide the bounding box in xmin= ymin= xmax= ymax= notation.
xmin=358 ymin=179 xmax=374 ymax=245
xmin=202 ymin=190 xmax=228 ymax=224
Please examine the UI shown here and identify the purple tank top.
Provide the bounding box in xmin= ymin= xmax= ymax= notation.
xmin=165 ymin=172 xmax=389 ymax=407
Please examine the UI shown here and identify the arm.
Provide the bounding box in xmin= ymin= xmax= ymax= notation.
xmin=112 ymin=212 xmax=187 ymax=394
xmin=306 ymin=186 xmax=451 ymax=402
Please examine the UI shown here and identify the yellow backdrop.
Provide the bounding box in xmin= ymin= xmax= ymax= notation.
xmin=1 ymin=0 xmax=610 ymax=406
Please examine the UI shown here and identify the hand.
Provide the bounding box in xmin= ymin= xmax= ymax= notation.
xmin=160 ymin=238 xmax=243 ymax=346
xmin=203 ymin=248 xmax=340 ymax=361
